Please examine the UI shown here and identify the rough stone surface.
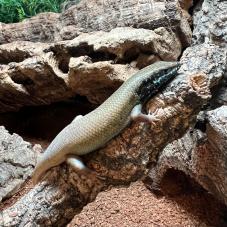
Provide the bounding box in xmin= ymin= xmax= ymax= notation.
xmin=146 ymin=0 xmax=227 ymax=207
xmin=0 ymin=126 xmax=38 ymax=202
xmin=148 ymin=106 xmax=227 ymax=205
xmin=193 ymin=0 xmax=227 ymax=110
xmin=0 ymin=13 xmax=59 ymax=44
xmin=193 ymin=0 xmax=227 ymax=48
xmin=197 ymin=0 xmax=227 ymax=111
xmin=1 ymin=0 xmax=227 ymax=226
xmin=0 ymin=27 xmax=182 ymax=112
xmin=0 ymin=0 xmax=191 ymax=47
xmin=1 ymin=46 xmax=224 ymax=225
xmin=179 ymin=43 xmax=226 ymax=87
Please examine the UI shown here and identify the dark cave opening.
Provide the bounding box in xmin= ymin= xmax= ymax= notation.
xmin=0 ymin=96 xmax=96 ymax=144
xmin=0 ymin=51 xmax=31 ymax=65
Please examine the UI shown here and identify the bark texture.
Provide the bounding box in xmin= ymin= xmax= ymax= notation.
xmin=0 ymin=0 xmax=191 ymax=46
xmin=0 ymin=127 xmax=38 ymax=202
xmin=1 ymin=48 xmax=225 ymax=225
xmin=193 ymin=0 xmax=227 ymax=47
xmin=0 ymin=26 xmax=182 ymax=112
xmin=146 ymin=0 xmax=227 ymax=205
xmin=148 ymin=106 xmax=227 ymax=204
xmin=0 ymin=0 xmax=227 ymax=226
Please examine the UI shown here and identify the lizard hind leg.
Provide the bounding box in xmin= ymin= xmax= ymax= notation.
xmin=66 ymin=155 xmax=105 ymax=180
xmin=66 ymin=155 xmax=87 ymax=171
xmin=66 ymin=154 xmax=96 ymax=177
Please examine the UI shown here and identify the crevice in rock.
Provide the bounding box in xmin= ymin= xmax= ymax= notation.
xmin=121 ymin=47 xmax=140 ymax=63
xmin=50 ymin=44 xmax=118 ymax=74
xmin=194 ymin=118 xmax=207 ymax=133
xmin=46 ymin=47 xmax=72 ymax=74
xmin=68 ymin=43 xmax=93 ymax=58
xmin=58 ymin=54 xmax=71 ymax=74
xmin=88 ymin=51 xmax=117 ymax=63
xmin=0 ymin=96 xmax=96 ymax=143
xmin=176 ymin=46 xmax=188 ymax=61
xmin=189 ymin=0 xmax=203 ymax=41
xmin=68 ymin=49 xmax=118 ymax=65
xmin=10 ymin=73 xmax=35 ymax=86
xmin=209 ymin=79 xmax=227 ymax=109
xmin=159 ymin=169 xmax=205 ymax=196
xmin=189 ymin=0 xmax=202 ymax=16
xmin=0 ymin=51 xmax=31 ymax=65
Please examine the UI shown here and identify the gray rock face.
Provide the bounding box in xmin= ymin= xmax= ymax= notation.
xmin=0 ymin=0 xmax=191 ymax=46
xmin=146 ymin=0 xmax=227 ymax=206
xmin=0 ymin=27 xmax=182 ymax=112
xmin=0 ymin=126 xmax=38 ymax=202
xmin=179 ymin=43 xmax=226 ymax=87
xmin=192 ymin=0 xmax=227 ymax=107
xmin=149 ymin=106 xmax=227 ymax=205
xmin=193 ymin=0 xmax=227 ymax=48
xmin=1 ymin=0 xmax=227 ymax=225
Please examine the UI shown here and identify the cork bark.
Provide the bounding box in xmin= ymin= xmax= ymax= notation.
xmin=0 ymin=0 xmax=227 ymax=226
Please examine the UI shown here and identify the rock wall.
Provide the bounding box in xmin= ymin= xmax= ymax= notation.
xmin=0 ymin=0 xmax=227 ymax=226
xmin=147 ymin=0 xmax=227 ymax=205
xmin=0 ymin=0 xmax=191 ymax=46
xmin=0 ymin=24 xmax=186 ymax=112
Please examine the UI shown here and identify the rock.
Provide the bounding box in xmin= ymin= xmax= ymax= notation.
xmin=193 ymin=0 xmax=227 ymax=48
xmin=0 ymin=0 xmax=192 ymax=47
xmin=179 ymin=43 xmax=226 ymax=87
xmin=0 ymin=27 xmax=182 ymax=112
xmin=148 ymin=106 xmax=227 ymax=204
xmin=0 ymin=126 xmax=38 ymax=202
xmin=1 ymin=42 xmax=223 ymax=226
xmin=192 ymin=0 xmax=227 ymax=109
xmin=0 ymin=13 xmax=59 ymax=44
xmin=146 ymin=0 xmax=227 ymax=206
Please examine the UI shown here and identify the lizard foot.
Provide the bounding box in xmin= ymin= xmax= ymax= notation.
xmin=131 ymin=104 xmax=160 ymax=126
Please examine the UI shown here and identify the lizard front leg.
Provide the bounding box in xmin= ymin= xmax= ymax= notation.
xmin=130 ymin=104 xmax=159 ymax=126
xmin=71 ymin=115 xmax=83 ymax=123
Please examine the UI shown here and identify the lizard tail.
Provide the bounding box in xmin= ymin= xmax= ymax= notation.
xmin=32 ymin=163 xmax=49 ymax=184
xmin=32 ymin=156 xmax=65 ymax=184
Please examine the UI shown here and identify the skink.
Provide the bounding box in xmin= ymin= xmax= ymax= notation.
xmin=33 ymin=61 xmax=180 ymax=183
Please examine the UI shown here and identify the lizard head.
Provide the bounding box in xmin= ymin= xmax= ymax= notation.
xmin=136 ymin=61 xmax=181 ymax=103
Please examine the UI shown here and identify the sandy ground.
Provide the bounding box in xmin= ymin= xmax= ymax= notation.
xmin=68 ymin=181 xmax=227 ymax=227
xmin=1 ymin=176 xmax=226 ymax=226
xmin=0 ymin=135 xmax=226 ymax=226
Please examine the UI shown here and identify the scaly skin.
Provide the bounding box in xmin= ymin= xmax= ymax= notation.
xmin=33 ymin=61 xmax=180 ymax=183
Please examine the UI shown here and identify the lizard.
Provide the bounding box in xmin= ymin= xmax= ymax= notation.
xmin=32 ymin=61 xmax=180 ymax=184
